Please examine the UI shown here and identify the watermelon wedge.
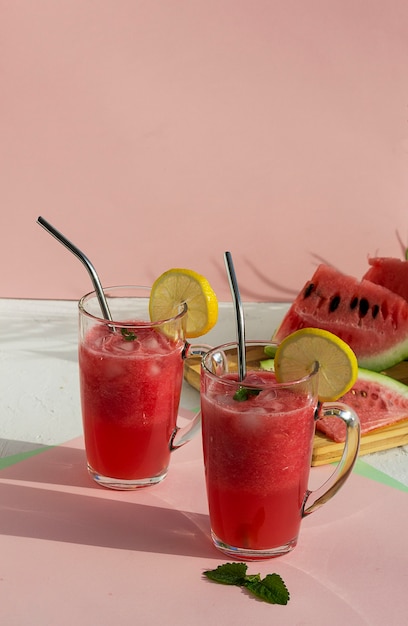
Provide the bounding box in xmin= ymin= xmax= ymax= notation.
xmin=363 ymin=257 xmax=408 ymax=302
xmin=317 ymin=368 xmax=408 ymax=442
xmin=273 ymin=264 xmax=408 ymax=371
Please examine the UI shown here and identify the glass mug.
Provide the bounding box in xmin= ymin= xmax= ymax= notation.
xmin=78 ymin=286 xmax=206 ymax=489
xmin=200 ymin=341 xmax=361 ymax=559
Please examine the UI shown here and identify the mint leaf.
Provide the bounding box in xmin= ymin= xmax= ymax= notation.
xmin=233 ymin=386 xmax=261 ymax=402
xmin=203 ymin=563 xmax=290 ymax=606
xmin=203 ymin=562 xmax=248 ymax=586
xmin=121 ymin=328 xmax=137 ymax=341
xmin=245 ymin=573 xmax=290 ymax=605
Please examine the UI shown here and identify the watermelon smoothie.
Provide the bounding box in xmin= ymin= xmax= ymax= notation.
xmin=201 ymin=346 xmax=318 ymax=558
xmin=78 ymin=286 xmax=188 ymax=489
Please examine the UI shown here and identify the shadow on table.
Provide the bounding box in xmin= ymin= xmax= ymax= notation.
xmin=0 ymin=480 xmax=215 ymax=559
xmin=0 ymin=443 xmax=107 ymax=488
xmin=0 ymin=442 xmax=216 ymax=559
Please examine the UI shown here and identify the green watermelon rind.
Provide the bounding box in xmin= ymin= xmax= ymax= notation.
xmin=259 ymin=360 xmax=408 ymax=397
xmin=272 ymin=264 xmax=408 ymax=372
xmin=319 ymin=366 xmax=408 ymax=441
xmin=260 ymin=359 xmax=408 ymax=392
xmin=273 ymin=320 xmax=408 ymax=372
xmin=355 ymin=367 xmax=408 ymax=398
xmin=348 ymin=339 xmax=408 ymax=371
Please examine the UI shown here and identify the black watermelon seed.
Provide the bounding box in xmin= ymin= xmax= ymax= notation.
xmin=359 ymin=298 xmax=369 ymax=317
xmin=372 ymin=304 xmax=380 ymax=319
xmin=350 ymin=297 xmax=358 ymax=310
xmin=303 ymin=282 xmax=315 ymax=299
xmin=329 ymin=295 xmax=341 ymax=312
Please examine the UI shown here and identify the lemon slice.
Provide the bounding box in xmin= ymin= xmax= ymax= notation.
xmin=149 ymin=268 xmax=218 ymax=338
xmin=274 ymin=327 xmax=358 ymax=402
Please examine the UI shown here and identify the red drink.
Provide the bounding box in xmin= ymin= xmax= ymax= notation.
xmin=201 ymin=370 xmax=316 ymax=556
xmin=79 ymin=323 xmax=184 ymax=486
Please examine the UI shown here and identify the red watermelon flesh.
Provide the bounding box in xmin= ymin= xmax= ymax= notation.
xmin=273 ymin=264 xmax=408 ymax=371
xmin=316 ymin=369 xmax=408 ymax=442
xmin=363 ymin=257 xmax=408 ymax=302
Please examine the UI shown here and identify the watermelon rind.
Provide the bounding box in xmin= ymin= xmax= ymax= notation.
xmin=358 ymin=341 xmax=408 ymax=372
xmin=356 ymin=367 xmax=408 ymax=397
xmin=363 ymin=257 xmax=408 ymax=302
xmin=273 ymin=264 xmax=408 ymax=372
xmin=273 ymin=323 xmax=408 ymax=371
xmin=260 ymin=358 xmax=275 ymax=371
xmin=259 ymin=360 xmax=408 ymax=398
xmin=316 ymin=367 xmax=408 ymax=442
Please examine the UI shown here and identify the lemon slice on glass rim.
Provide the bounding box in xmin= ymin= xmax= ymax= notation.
xmin=274 ymin=327 xmax=358 ymax=402
xmin=149 ymin=268 xmax=218 ymax=338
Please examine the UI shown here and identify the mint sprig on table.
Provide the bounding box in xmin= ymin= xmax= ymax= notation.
xmin=203 ymin=563 xmax=290 ymax=605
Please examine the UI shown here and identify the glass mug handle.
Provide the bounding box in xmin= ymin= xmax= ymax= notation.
xmin=302 ymin=403 xmax=361 ymax=516
xmin=169 ymin=342 xmax=213 ymax=451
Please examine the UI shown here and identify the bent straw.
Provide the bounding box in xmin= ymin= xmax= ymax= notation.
xmin=224 ymin=251 xmax=246 ymax=381
xmin=37 ymin=216 xmax=113 ymax=322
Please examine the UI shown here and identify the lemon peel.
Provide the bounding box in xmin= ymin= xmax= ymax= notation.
xmin=274 ymin=327 xmax=358 ymax=402
xmin=149 ymin=268 xmax=218 ymax=338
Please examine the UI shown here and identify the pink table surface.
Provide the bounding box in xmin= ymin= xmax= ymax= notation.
xmin=0 ymin=432 xmax=407 ymax=626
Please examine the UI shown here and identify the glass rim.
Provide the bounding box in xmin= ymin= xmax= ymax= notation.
xmin=202 ymin=341 xmax=320 ymax=389
xmin=78 ymin=284 xmax=188 ymax=328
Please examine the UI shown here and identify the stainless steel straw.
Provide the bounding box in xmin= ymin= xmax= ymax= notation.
xmin=37 ymin=216 xmax=113 ymax=322
xmin=224 ymin=251 xmax=246 ymax=381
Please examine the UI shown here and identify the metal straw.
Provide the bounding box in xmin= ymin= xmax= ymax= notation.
xmin=37 ymin=216 xmax=113 ymax=322
xmin=224 ymin=251 xmax=246 ymax=381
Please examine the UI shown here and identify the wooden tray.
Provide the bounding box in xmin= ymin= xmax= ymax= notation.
xmin=184 ymin=356 xmax=408 ymax=466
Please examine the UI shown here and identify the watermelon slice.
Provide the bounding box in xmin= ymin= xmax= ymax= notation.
xmin=363 ymin=257 xmax=408 ymax=302
xmin=317 ymin=368 xmax=408 ymax=442
xmin=273 ymin=264 xmax=408 ymax=371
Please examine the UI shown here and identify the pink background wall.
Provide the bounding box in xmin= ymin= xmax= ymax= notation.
xmin=2 ymin=1 xmax=408 ymax=302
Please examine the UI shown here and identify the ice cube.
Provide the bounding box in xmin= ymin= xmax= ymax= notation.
xmin=101 ymin=360 xmax=124 ymax=380
xmin=239 ymin=409 xmax=266 ymax=430
xmin=147 ymin=362 xmax=162 ymax=378
xmin=140 ymin=333 xmax=162 ymax=354
xmin=115 ymin=338 xmax=141 ymax=353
